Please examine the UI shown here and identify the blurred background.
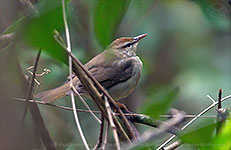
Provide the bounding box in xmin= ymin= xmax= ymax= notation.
xmin=0 ymin=0 xmax=230 ymax=149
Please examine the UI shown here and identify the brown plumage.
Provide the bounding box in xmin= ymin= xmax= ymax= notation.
xmin=35 ymin=33 xmax=147 ymax=103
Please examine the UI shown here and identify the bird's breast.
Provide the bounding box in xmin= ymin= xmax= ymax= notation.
xmin=108 ymin=56 xmax=142 ymax=100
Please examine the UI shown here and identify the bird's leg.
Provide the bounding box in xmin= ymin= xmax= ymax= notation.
xmin=115 ymin=102 xmax=129 ymax=113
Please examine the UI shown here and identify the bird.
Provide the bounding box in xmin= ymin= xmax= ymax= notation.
xmin=35 ymin=33 xmax=148 ymax=103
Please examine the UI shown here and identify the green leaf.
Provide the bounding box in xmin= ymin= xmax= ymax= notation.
xmin=212 ymin=117 xmax=231 ymax=150
xmin=131 ymin=144 xmax=156 ymax=150
xmin=93 ymin=0 xmax=131 ymax=48
xmin=142 ymin=87 xmax=179 ymax=118
xmin=181 ymin=123 xmax=216 ymax=150
xmin=18 ymin=0 xmax=68 ymax=64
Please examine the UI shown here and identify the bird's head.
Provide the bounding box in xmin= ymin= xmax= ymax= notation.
xmin=106 ymin=33 xmax=148 ymax=58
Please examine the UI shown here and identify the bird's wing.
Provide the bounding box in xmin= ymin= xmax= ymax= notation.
xmin=75 ymin=57 xmax=136 ymax=94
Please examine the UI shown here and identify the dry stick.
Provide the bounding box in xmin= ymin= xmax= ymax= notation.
xmin=158 ymin=94 xmax=231 ymax=150
xmin=216 ymin=88 xmax=229 ymax=135
xmin=132 ymin=114 xmax=181 ymax=136
xmin=94 ymin=114 xmax=105 ymax=150
xmin=68 ymin=51 xmax=128 ymax=141
xmin=54 ymin=29 xmax=135 ymax=140
xmin=112 ymin=115 xmax=131 ymax=142
xmin=164 ymin=141 xmax=181 ymax=150
xmin=71 ymin=85 xmax=101 ymax=123
xmin=0 ymin=33 xmax=14 ymax=41
xmin=15 ymin=96 xmax=216 ymax=139
xmin=60 ymin=43 xmax=134 ymax=140
xmin=128 ymin=109 xmax=185 ymax=150
xmin=218 ymin=88 xmax=222 ymax=109
xmin=18 ymin=97 xmax=220 ymax=119
xmin=22 ymin=49 xmax=41 ymax=125
xmin=15 ymin=98 xmax=218 ymax=122
xmin=159 ymin=115 xmax=217 ymax=118
xmin=102 ymin=123 xmax=109 ymax=150
xmin=21 ymin=49 xmax=56 ymax=150
xmin=65 ymin=50 xmax=136 ymax=140
xmin=16 ymin=97 xmax=130 ymax=142
xmin=14 ymin=98 xmax=99 ymax=112
xmin=62 ymin=0 xmax=90 ymax=150
xmin=105 ymin=96 xmax=121 ymax=150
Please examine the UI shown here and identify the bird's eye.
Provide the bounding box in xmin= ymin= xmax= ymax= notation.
xmin=122 ymin=43 xmax=132 ymax=48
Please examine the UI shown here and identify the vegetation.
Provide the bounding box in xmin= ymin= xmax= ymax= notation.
xmin=0 ymin=0 xmax=230 ymax=150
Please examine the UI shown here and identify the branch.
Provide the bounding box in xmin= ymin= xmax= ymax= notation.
xmin=64 ymin=49 xmax=136 ymax=140
xmin=94 ymin=114 xmax=105 ymax=150
xmin=158 ymin=94 xmax=231 ymax=150
xmin=62 ymin=0 xmax=90 ymax=149
xmin=22 ymin=49 xmax=42 ymax=124
xmin=132 ymin=113 xmax=181 ymax=135
xmin=71 ymin=85 xmax=101 ymax=123
xmin=0 ymin=33 xmax=14 ymax=41
xmin=21 ymin=49 xmax=56 ymax=150
xmin=127 ymin=109 xmax=185 ymax=150
xmin=102 ymin=123 xmax=109 ymax=150
xmin=163 ymin=141 xmax=181 ymax=150
xmin=105 ymin=96 xmax=121 ymax=150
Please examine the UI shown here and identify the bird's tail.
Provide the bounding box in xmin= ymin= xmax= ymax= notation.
xmin=35 ymin=83 xmax=71 ymax=103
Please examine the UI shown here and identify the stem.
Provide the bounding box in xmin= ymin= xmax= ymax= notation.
xmin=105 ymin=96 xmax=120 ymax=150
xmin=62 ymin=0 xmax=90 ymax=149
xmin=157 ymin=94 xmax=231 ymax=150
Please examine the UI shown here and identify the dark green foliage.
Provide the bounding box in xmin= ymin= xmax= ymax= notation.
xmin=19 ymin=0 xmax=68 ymax=64
xmin=142 ymin=87 xmax=179 ymax=118
xmin=181 ymin=123 xmax=216 ymax=150
xmin=93 ymin=0 xmax=131 ymax=48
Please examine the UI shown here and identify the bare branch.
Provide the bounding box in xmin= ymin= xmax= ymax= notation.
xmin=20 ymin=49 xmax=56 ymax=150
xmin=128 ymin=109 xmax=185 ymax=150
xmin=64 ymin=49 xmax=136 ymax=140
xmin=157 ymin=94 xmax=231 ymax=150
xmin=94 ymin=115 xmax=104 ymax=150
xmin=0 ymin=33 xmax=14 ymax=41
xmin=72 ymin=85 xmax=101 ymax=123
xmin=102 ymin=123 xmax=109 ymax=150
xmin=105 ymin=96 xmax=121 ymax=150
xmin=164 ymin=141 xmax=181 ymax=150
xmin=62 ymin=0 xmax=90 ymax=149
xmin=22 ymin=49 xmax=41 ymax=124
xmin=54 ymin=27 xmax=135 ymax=140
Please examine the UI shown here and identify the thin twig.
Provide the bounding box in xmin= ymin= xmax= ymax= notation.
xmin=22 ymin=49 xmax=41 ymax=124
xmin=54 ymin=28 xmax=135 ymax=140
xmin=14 ymin=97 xmax=222 ymax=120
xmin=164 ymin=141 xmax=182 ymax=150
xmin=14 ymin=97 xmax=101 ymax=112
xmin=105 ymin=96 xmax=120 ymax=150
xmin=62 ymin=0 xmax=90 ymax=149
xmin=216 ymin=89 xmax=229 ymax=135
xmin=159 ymin=115 xmax=217 ymax=118
xmin=132 ymin=114 xmax=181 ymax=136
xmin=65 ymin=50 xmax=136 ymax=140
xmin=127 ymin=109 xmax=185 ymax=150
xmin=94 ymin=114 xmax=105 ymax=150
xmin=71 ymin=85 xmax=101 ymax=123
xmin=158 ymin=94 xmax=231 ymax=150
xmin=218 ymin=88 xmax=222 ymax=109
xmin=20 ymin=49 xmax=56 ymax=150
xmin=102 ymin=123 xmax=109 ymax=150
xmin=0 ymin=33 xmax=14 ymax=41
xmin=113 ymin=115 xmax=131 ymax=142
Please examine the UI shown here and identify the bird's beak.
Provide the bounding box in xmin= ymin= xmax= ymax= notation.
xmin=133 ymin=33 xmax=148 ymax=42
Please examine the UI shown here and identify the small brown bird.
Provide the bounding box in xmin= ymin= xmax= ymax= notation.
xmin=36 ymin=33 xmax=148 ymax=103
